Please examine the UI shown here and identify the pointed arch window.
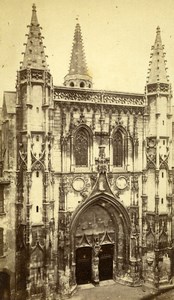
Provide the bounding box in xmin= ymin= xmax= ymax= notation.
xmin=74 ymin=128 xmax=89 ymax=167
xmin=113 ymin=131 xmax=123 ymax=167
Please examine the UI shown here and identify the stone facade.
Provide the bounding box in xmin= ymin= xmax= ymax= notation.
xmin=0 ymin=4 xmax=174 ymax=300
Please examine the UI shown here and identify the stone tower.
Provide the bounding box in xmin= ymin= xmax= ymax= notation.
xmin=15 ymin=4 xmax=55 ymax=299
xmin=142 ymin=26 xmax=173 ymax=286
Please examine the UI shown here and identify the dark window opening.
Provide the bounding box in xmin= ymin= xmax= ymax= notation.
xmin=163 ymin=140 xmax=165 ymax=145
xmin=113 ymin=131 xmax=123 ymax=167
xmin=36 ymin=171 xmax=39 ymax=178
xmin=36 ymin=107 xmax=39 ymax=113
xmin=0 ymin=162 xmax=3 ymax=177
xmin=74 ymin=129 xmax=89 ymax=167
xmin=0 ymin=187 xmax=4 ymax=214
xmin=36 ymin=206 xmax=39 ymax=213
xmin=36 ymin=135 xmax=39 ymax=141
xmin=70 ymin=82 xmax=74 ymax=87
xmin=162 ymin=172 xmax=164 ymax=178
xmin=89 ymin=84 xmax=91 ymax=88
xmin=80 ymin=82 xmax=85 ymax=88
xmin=161 ymin=198 xmax=163 ymax=204
xmin=0 ymin=228 xmax=3 ymax=256
xmin=162 ymin=120 xmax=164 ymax=125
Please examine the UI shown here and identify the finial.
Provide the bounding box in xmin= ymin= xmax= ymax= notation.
xmin=32 ymin=3 xmax=36 ymax=11
xmin=156 ymin=26 xmax=160 ymax=34
xmin=76 ymin=15 xmax=79 ymax=23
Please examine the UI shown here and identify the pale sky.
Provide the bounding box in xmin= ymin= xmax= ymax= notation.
xmin=1 ymin=0 xmax=174 ymax=106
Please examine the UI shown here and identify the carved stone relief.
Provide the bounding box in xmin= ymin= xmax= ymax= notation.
xmin=146 ymin=137 xmax=157 ymax=169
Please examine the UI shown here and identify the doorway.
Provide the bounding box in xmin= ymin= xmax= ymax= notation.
xmin=0 ymin=272 xmax=10 ymax=300
xmin=99 ymin=244 xmax=114 ymax=281
xmin=76 ymin=247 xmax=92 ymax=284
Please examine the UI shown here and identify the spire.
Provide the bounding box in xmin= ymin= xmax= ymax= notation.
xmin=64 ymin=19 xmax=92 ymax=89
xmin=69 ymin=21 xmax=88 ymax=76
xmin=146 ymin=26 xmax=169 ymax=85
xmin=21 ymin=4 xmax=48 ymax=70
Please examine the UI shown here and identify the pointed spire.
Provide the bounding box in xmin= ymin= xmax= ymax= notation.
xmin=64 ymin=19 xmax=92 ymax=89
xmin=146 ymin=26 xmax=169 ymax=85
xmin=69 ymin=21 xmax=88 ymax=76
xmin=21 ymin=4 xmax=48 ymax=70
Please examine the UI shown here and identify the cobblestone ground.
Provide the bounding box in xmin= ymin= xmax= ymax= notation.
xmin=152 ymin=289 xmax=174 ymax=300
xmin=69 ymin=281 xmax=158 ymax=300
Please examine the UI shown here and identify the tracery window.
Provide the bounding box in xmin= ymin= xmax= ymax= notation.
xmin=113 ymin=131 xmax=123 ymax=167
xmin=74 ymin=129 xmax=89 ymax=167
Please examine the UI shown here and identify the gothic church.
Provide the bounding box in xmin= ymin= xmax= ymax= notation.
xmin=0 ymin=4 xmax=174 ymax=300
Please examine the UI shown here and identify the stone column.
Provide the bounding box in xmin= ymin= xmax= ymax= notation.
xmin=129 ymin=234 xmax=141 ymax=285
xmin=70 ymin=135 xmax=74 ymax=172
xmin=154 ymin=248 xmax=160 ymax=288
xmin=71 ymin=261 xmax=76 ymax=287
xmin=109 ymin=136 xmax=113 ymax=172
xmin=92 ymin=240 xmax=100 ymax=285
xmin=113 ymin=239 xmax=117 ymax=280
xmin=117 ymin=224 xmax=124 ymax=277
xmin=26 ymin=172 xmax=32 ymax=300
xmin=141 ymin=194 xmax=148 ymax=254
xmin=70 ymin=240 xmax=76 ymax=287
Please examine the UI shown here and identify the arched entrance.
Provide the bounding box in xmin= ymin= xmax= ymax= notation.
xmin=70 ymin=194 xmax=131 ymax=286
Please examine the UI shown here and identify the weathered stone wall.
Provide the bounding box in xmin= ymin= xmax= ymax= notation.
xmin=0 ymin=105 xmax=16 ymax=298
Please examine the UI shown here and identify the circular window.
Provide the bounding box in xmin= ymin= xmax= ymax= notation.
xmin=80 ymin=82 xmax=85 ymax=88
xmin=72 ymin=177 xmax=85 ymax=192
xmin=70 ymin=81 xmax=74 ymax=87
xmin=116 ymin=176 xmax=127 ymax=190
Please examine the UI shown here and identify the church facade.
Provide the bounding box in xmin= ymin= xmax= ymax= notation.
xmin=0 ymin=4 xmax=174 ymax=300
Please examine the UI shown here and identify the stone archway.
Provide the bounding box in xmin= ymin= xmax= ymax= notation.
xmin=70 ymin=194 xmax=131 ymax=286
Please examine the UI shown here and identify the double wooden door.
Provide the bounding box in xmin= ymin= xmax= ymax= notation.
xmin=76 ymin=244 xmax=114 ymax=284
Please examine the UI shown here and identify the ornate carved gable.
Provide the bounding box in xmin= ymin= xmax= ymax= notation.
xmin=89 ymin=173 xmax=115 ymax=199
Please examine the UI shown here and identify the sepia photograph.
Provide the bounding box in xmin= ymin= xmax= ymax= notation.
xmin=0 ymin=0 xmax=174 ymax=299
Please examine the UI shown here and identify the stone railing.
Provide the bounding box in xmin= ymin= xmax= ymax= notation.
xmin=54 ymin=87 xmax=145 ymax=107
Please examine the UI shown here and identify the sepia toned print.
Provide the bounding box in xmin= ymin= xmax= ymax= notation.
xmin=0 ymin=1 xmax=174 ymax=300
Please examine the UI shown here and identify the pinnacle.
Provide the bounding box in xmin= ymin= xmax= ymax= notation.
xmin=21 ymin=4 xmax=48 ymax=70
xmin=64 ymin=19 xmax=92 ymax=88
xmin=68 ymin=22 xmax=89 ymax=76
xmin=32 ymin=3 xmax=36 ymax=11
xmin=156 ymin=25 xmax=160 ymax=33
xmin=146 ymin=26 xmax=169 ymax=85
